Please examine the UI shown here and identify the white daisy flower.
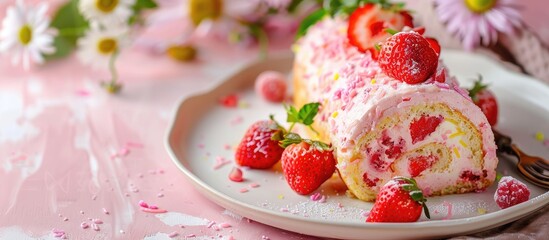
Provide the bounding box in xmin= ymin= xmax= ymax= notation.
xmin=0 ymin=0 xmax=56 ymax=70
xmin=79 ymin=0 xmax=136 ymax=26
xmin=77 ymin=24 xmax=129 ymax=69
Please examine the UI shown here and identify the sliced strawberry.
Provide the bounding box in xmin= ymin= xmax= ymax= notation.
xmin=408 ymin=155 xmax=438 ymax=177
xmin=409 ymin=115 xmax=444 ymax=144
xmin=347 ymin=4 xmax=414 ymax=55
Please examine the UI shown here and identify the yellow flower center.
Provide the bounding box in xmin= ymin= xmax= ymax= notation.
xmin=18 ymin=25 xmax=32 ymax=45
xmin=189 ymin=0 xmax=223 ymax=26
xmin=97 ymin=38 xmax=118 ymax=55
xmin=166 ymin=45 xmax=197 ymax=62
xmin=96 ymin=0 xmax=119 ymax=13
xmin=464 ymin=0 xmax=497 ymax=13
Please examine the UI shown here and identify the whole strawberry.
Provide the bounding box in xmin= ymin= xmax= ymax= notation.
xmin=235 ymin=120 xmax=284 ymax=169
xmin=367 ymin=177 xmax=430 ymax=222
xmin=494 ymin=176 xmax=530 ymax=209
xmin=378 ymin=31 xmax=439 ymax=84
xmin=347 ymin=3 xmax=413 ymax=57
xmin=468 ymin=77 xmax=498 ymax=126
xmin=280 ymin=134 xmax=336 ymax=195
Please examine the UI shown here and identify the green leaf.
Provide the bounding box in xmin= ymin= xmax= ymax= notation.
xmin=495 ymin=172 xmax=503 ymax=182
xmin=385 ymin=28 xmax=398 ymax=35
xmin=468 ymin=74 xmax=488 ymax=101
xmin=129 ymin=0 xmax=158 ymax=25
xmin=296 ymin=8 xmax=326 ymax=39
xmin=280 ymin=132 xmax=303 ymax=148
xmin=135 ymin=0 xmax=157 ymax=8
xmin=298 ymin=102 xmax=320 ymax=126
xmin=285 ymin=105 xmax=301 ymax=123
xmin=46 ymin=0 xmax=89 ymax=60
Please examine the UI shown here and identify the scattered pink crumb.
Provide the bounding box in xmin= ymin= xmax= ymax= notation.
xmin=158 ymin=169 xmax=165 ymax=174
xmin=138 ymin=200 xmax=149 ymax=208
xmin=434 ymin=209 xmax=440 ymax=214
xmin=58 ymin=214 xmax=62 ymax=217
xmin=168 ymin=231 xmax=179 ymax=238
xmin=442 ymin=201 xmax=453 ymax=220
xmin=92 ymin=223 xmax=100 ymax=231
xmin=119 ymin=148 xmax=130 ymax=156
xmin=280 ymin=208 xmax=289 ymax=212
xmin=318 ymin=195 xmax=327 ymax=203
xmin=80 ymin=222 xmax=89 ymax=229
xmin=63 ymin=217 xmax=69 ymax=222
xmin=249 ymin=183 xmax=260 ymax=188
xmin=207 ymin=221 xmax=216 ymax=228
xmin=310 ymin=193 xmax=322 ymax=201
xmin=149 ymin=205 xmax=158 ymax=210
xmin=338 ymin=202 xmax=344 ymax=208
xmin=92 ymin=195 xmax=97 ymax=200
xmin=239 ymin=188 xmax=248 ymax=193
xmin=213 ymin=156 xmax=231 ymax=170
xmin=220 ymin=94 xmax=239 ymax=108
xmin=229 ymin=167 xmax=244 ymax=182
xmin=120 ymin=230 xmax=125 ymax=234
xmin=51 ymin=228 xmax=66 ymax=239
xmin=198 ymin=143 xmax=205 ymax=149
xmin=93 ymin=219 xmax=103 ymax=224
xmin=157 ymin=193 xmax=164 ymax=198
xmin=140 ymin=207 xmax=167 ymax=213
xmin=230 ymin=116 xmax=243 ymax=126
xmin=102 ymin=208 xmax=109 ymax=214
xmin=79 ymin=210 xmax=84 ymax=214
xmin=223 ymin=144 xmax=232 ymax=150
xmin=186 ymin=234 xmax=196 ymax=238
xmin=125 ymin=141 xmax=144 ymax=149
xmin=76 ymin=89 xmax=90 ymax=96
xmin=219 ymin=223 xmax=231 ymax=228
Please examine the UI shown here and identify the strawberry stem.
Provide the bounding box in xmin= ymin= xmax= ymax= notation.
xmin=468 ymin=74 xmax=488 ymax=102
xmin=394 ymin=176 xmax=431 ymax=219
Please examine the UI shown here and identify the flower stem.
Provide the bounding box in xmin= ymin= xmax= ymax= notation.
xmin=257 ymin=27 xmax=269 ymax=59
xmin=103 ymin=50 xmax=122 ymax=94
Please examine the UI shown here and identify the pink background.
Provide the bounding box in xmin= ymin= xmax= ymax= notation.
xmin=0 ymin=0 xmax=547 ymax=239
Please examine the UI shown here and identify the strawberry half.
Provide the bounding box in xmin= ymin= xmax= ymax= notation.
xmin=468 ymin=77 xmax=498 ymax=126
xmin=367 ymin=177 xmax=430 ymax=222
xmin=347 ymin=4 xmax=413 ymax=56
xmin=235 ymin=120 xmax=284 ymax=169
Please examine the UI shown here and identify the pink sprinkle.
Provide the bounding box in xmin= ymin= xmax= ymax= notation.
xmin=249 ymin=183 xmax=260 ymax=188
xmin=186 ymin=234 xmax=196 ymax=237
xmin=280 ymin=208 xmax=289 ymax=212
xmin=361 ymin=211 xmax=370 ymax=217
xmin=544 ymin=140 xmax=549 ymax=147
xmin=92 ymin=195 xmax=97 ymax=200
xmin=102 ymin=208 xmax=109 ymax=214
xmin=80 ymin=222 xmax=89 ymax=229
xmin=198 ymin=143 xmax=205 ymax=149
xmin=76 ymin=89 xmax=90 ymax=96
xmin=338 ymin=202 xmax=343 ymax=208
xmin=213 ymin=156 xmax=231 ymax=170
xmin=92 ymin=223 xmax=100 ymax=231
xmin=63 ymin=217 xmax=69 ymax=222
xmin=158 ymin=169 xmax=165 ymax=174
xmin=207 ymin=221 xmax=216 ymax=228
xmin=262 ymin=235 xmax=270 ymax=240
xmin=58 ymin=214 xmax=62 ymax=217
xmin=93 ymin=219 xmax=103 ymax=224
xmin=125 ymin=141 xmax=144 ymax=149
xmin=318 ymin=195 xmax=327 ymax=203
xmin=310 ymin=193 xmax=322 ymax=201
xmin=223 ymin=144 xmax=232 ymax=150
xmin=119 ymin=148 xmax=130 ymax=156
xmin=442 ymin=201 xmax=453 ymax=220
xmin=140 ymin=207 xmax=167 ymax=213
xmin=168 ymin=231 xmax=179 ymax=238
xmin=219 ymin=223 xmax=231 ymax=228
xmin=229 ymin=167 xmax=244 ymax=182
xmin=79 ymin=210 xmax=84 ymax=214
xmin=157 ymin=193 xmax=164 ymax=198
xmin=138 ymin=200 xmax=149 ymax=208
xmin=149 ymin=205 xmax=158 ymax=210
xmin=239 ymin=188 xmax=248 ymax=193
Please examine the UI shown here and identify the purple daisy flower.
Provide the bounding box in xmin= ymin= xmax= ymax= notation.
xmin=435 ymin=0 xmax=522 ymax=50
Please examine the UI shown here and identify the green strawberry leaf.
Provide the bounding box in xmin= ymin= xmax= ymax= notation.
xmin=296 ymin=9 xmax=326 ymax=39
xmin=280 ymin=132 xmax=303 ymax=148
xmin=385 ymin=28 xmax=399 ymax=35
xmin=285 ymin=105 xmax=301 ymax=123
xmin=468 ymin=74 xmax=488 ymax=102
xmin=298 ymin=102 xmax=321 ymax=126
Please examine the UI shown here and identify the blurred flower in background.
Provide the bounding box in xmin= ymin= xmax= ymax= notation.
xmin=435 ymin=0 xmax=522 ymax=50
xmin=0 ymin=0 xmax=56 ymax=70
xmin=79 ymin=0 xmax=136 ymax=25
xmin=77 ymin=23 xmax=128 ymax=68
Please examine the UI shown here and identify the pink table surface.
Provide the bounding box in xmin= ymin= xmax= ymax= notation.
xmin=1 ymin=1 xmax=548 ymax=240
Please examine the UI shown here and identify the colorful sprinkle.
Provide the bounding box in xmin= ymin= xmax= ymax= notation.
xmin=370 ymin=79 xmax=376 ymax=84
xmin=477 ymin=208 xmax=487 ymax=215
xmin=310 ymin=192 xmax=322 ymax=201
xmin=333 ymin=72 xmax=339 ymax=80
xmin=239 ymin=188 xmax=248 ymax=193
xmin=453 ymin=147 xmax=460 ymax=158
xmin=459 ymin=139 xmax=468 ymax=148
xmin=140 ymin=207 xmax=167 ymax=213
xmin=331 ymin=111 xmax=339 ymax=118
xmin=219 ymin=222 xmax=232 ymax=228
xmin=80 ymin=222 xmax=89 ymax=229
xmin=168 ymin=231 xmax=179 ymax=238
xmin=535 ymin=132 xmax=544 ymax=141
xmin=102 ymin=208 xmax=109 ymax=214
xmin=442 ymin=201 xmax=453 ymax=220
xmin=277 ymin=194 xmax=284 ymax=199
xmin=229 ymin=167 xmax=244 ymax=182
xmin=449 ymin=132 xmax=464 ymax=138
xmin=249 ymin=183 xmax=260 ymax=188
xmin=213 ymin=156 xmax=231 ymax=170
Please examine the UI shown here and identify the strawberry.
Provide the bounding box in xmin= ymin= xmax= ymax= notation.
xmin=409 ymin=114 xmax=443 ymax=144
xmin=408 ymin=155 xmax=438 ymax=177
xmin=494 ymin=176 xmax=530 ymax=209
xmin=378 ymin=32 xmax=439 ymax=84
xmin=235 ymin=120 xmax=284 ymax=169
xmin=367 ymin=177 xmax=430 ymax=222
xmin=280 ymin=136 xmax=336 ymax=195
xmin=468 ymin=77 xmax=498 ymax=126
xmin=347 ymin=3 xmax=413 ymax=56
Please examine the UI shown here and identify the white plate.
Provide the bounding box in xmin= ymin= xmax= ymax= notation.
xmin=166 ymin=50 xmax=549 ymax=239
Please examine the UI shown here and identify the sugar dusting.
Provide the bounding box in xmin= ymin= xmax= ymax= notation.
xmin=155 ymin=212 xmax=210 ymax=227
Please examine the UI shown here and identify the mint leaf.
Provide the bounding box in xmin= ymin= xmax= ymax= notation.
xmin=298 ymin=102 xmax=320 ymax=126
xmin=296 ymin=9 xmax=326 ymax=39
